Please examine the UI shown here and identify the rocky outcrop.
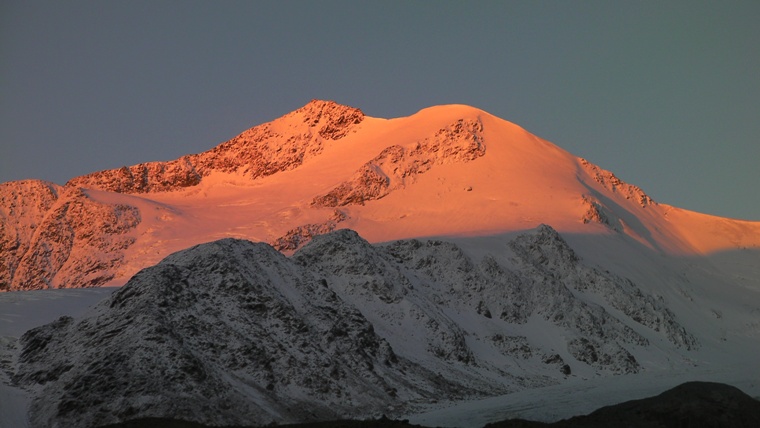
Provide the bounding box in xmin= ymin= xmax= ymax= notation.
xmin=270 ymin=209 xmax=348 ymax=252
xmin=385 ymin=232 xmax=647 ymax=374
xmin=566 ymin=337 xmax=639 ymax=374
xmin=64 ymin=158 xmax=202 ymax=194
xmin=487 ymin=382 xmax=760 ymax=427
xmin=312 ymin=118 xmax=485 ymax=207
xmin=490 ymin=334 xmax=572 ymax=375
xmin=580 ymin=158 xmax=655 ymax=208
xmin=581 ymin=195 xmax=623 ymax=231
xmin=508 ymin=225 xmax=697 ymax=350
xmin=0 ymin=183 xmax=139 ymax=290
xmin=0 ymin=180 xmax=61 ymax=290
xmin=298 ymin=226 xmax=695 ymax=378
xmin=66 ymin=100 xmax=365 ymax=194
xmin=295 ymin=231 xmax=480 ymax=371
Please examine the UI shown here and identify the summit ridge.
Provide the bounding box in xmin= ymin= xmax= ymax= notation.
xmin=64 ymin=100 xmax=365 ymax=194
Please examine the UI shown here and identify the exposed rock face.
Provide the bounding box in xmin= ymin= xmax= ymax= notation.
xmin=580 ymin=158 xmax=655 ymax=208
xmin=507 ymin=225 xmax=697 ymax=351
xmin=270 ymin=209 xmax=349 ymax=252
xmin=581 ymin=195 xmax=622 ymax=231
xmin=64 ymin=158 xmax=203 ymax=194
xmin=66 ymin=100 xmax=365 ymax=194
xmin=0 ymin=180 xmax=61 ymax=290
xmin=13 ymin=227 xmax=698 ymax=427
xmin=295 ymin=231 xmax=481 ymax=372
xmin=383 ymin=230 xmax=647 ymax=374
xmin=0 ymin=183 xmax=140 ymax=290
xmin=312 ymin=118 xmax=485 ymax=207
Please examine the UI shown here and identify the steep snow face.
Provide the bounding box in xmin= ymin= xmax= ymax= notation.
xmin=1 ymin=100 xmax=759 ymax=291
xmin=14 ymin=227 xmax=706 ymax=427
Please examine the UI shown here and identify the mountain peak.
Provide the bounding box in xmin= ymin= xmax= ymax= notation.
xmin=289 ymin=99 xmax=365 ymax=137
xmin=64 ymin=100 xmax=366 ymax=194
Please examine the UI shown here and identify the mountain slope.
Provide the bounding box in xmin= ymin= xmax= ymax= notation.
xmin=1 ymin=100 xmax=759 ymax=291
xmin=12 ymin=236 xmax=467 ymax=427
xmin=13 ymin=227 xmax=706 ymax=427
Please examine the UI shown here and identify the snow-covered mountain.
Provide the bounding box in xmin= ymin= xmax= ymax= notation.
xmin=1 ymin=100 xmax=759 ymax=427
xmin=3 ymin=99 xmax=759 ymax=291
xmin=8 ymin=228 xmax=705 ymax=427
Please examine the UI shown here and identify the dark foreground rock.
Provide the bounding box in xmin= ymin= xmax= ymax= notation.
xmin=93 ymin=381 xmax=760 ymax=428
xmin=91 ymin=381 xmax=760 ymax=428
xmin=98 ymin=416 xmax=427 ymax=428
xmin=13 ymin=237 xmax=463 ymax=428
xmin=486 ymin=381 xmax=760 ymax=428
xmin=12 ymin=227 xmax=706 ymax=427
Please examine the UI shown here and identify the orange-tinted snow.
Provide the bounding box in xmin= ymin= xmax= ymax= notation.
xmin=79 ymin=103 xmax=759 ymax=283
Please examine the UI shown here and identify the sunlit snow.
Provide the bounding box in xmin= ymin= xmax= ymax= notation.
xmin=1 ymin=101 xmax=758 ymax=427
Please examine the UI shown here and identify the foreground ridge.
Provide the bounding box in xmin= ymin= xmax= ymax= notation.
xmin=13 ymin=227 xmax=701 ymax=427
xmin=88 ymin=382 xmax=760 ymax=427
xmin=486 ymin=381 xmax=760 ymax=427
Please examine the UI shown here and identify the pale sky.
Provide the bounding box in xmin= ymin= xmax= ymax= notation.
xmin=1 ymin=1 xmax=758 ymax=220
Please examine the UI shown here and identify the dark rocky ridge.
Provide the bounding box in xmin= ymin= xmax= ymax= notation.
xmin=12 ymin=237 xmax=465 ymax=428
xmin=13 ymin=226 xmax=698 ymax=427
xmin=95 ymin=382 xmax=760 ymax=427
xmin=486 ymin=381 xmax=760 ymax=427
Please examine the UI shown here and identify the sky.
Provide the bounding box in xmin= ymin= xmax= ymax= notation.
xmin=1 ymin=1 xmax=758 ymax=220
